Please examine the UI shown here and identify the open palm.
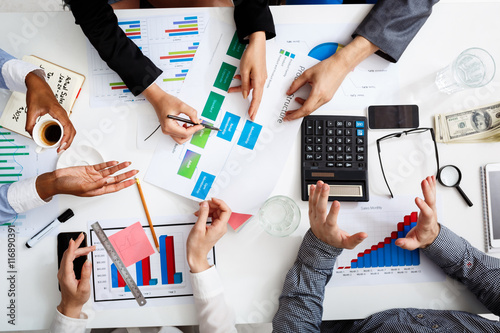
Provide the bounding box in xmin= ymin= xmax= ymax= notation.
xmin=53 ymin=161 xmax=138 ymax=197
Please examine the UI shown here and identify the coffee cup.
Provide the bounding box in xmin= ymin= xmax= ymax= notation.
xmin=32 ymin=118 xmax=64 ymax=153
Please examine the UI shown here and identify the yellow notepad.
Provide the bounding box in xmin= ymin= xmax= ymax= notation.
xmin=0 ymin=55 xmax=85 ymax=137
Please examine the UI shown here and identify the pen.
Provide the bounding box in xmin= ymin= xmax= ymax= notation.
xmin=167 ymin=115 xmax=220 ymax=131
xmin=135 ymin=178 xmax=160 ymax=252
xmin=26 ymin=209 xmax=74 ymax=248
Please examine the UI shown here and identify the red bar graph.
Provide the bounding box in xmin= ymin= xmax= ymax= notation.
xmin=117 ymin=269 xmax=126 ymax=287
xmin=345 ymin=212 xmax=421 ymax=269
xmin=166 ymin=236 xmax=176 ymax=284
xmin=160 ymin=54 xmax=195 ymax=60
xmin=164 ymin=28 xmax=198 ymax=33
xmin=142 ymin=256 xmax=151 ymax=286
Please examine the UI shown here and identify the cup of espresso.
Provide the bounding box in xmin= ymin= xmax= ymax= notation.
xmin=32 ymin=118 xmax=64 ymax=152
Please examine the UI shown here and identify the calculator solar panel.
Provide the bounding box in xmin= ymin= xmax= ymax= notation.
xmin=301 ymin=115 xmax=369 ymax=202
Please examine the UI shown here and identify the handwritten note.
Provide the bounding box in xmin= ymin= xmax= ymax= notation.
xmin=108 ymin=222 xmax=155 ymax=267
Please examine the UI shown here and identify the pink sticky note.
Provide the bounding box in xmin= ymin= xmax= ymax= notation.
xmin=108 ymin=222 xmax=155 ymax=267
xmin=228 ymin=212 xmax=253 ymax=231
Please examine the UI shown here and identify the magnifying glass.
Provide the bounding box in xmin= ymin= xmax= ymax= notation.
xmin=437 ymin=165 xmax=473 ymax=207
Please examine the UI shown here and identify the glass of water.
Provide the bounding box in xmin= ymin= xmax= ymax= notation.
xmin=435 ymin=47 xmax=496 ymax=94
xmin=259 ymin=195 xmax=301 ymax=237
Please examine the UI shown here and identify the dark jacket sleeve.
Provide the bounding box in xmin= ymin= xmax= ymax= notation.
xmin=67 ymin=0 xmax=162 ymax=96
xmin=353 ymin=0 xmax=440 ymax=63
xmin=233 ymin=0 xmax=276 ymax=44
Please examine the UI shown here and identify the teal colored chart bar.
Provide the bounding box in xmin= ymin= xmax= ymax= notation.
xmin=0 ymin=153 xmax=29 ymax=156
xmin=0 ymin=146 xmax=25 ymax=149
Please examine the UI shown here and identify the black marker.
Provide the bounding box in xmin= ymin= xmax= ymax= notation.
xmin=26 ymin=209 xmax=74 ymax=248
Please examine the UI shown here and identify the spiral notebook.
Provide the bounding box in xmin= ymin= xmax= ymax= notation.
xmin=0 ymin=55 xmax=85 ymax=137
xmin=480 ymin=164 xmax=500 ymax=253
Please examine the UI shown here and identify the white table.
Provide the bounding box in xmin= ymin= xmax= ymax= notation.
xmin=1 ymin=2 xmax=500 ymax=330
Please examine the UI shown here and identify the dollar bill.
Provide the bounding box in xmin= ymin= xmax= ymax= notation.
xmin=435 ymin=102 xmax=500 ymax=143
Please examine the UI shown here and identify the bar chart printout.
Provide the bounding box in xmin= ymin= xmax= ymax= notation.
xmin=0 ymin=127 xmax=57 ymax=234
xmin=90 ymin=217 xmax=215 ymax=307
xmin=87 ymin=12 xmax=207 ymax=107
xmin=328 ymin=197 xmax=446 ymax=287
xmin=343 ymin=212 xmax=420 ymax=270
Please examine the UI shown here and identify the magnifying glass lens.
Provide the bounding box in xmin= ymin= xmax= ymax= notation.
xmin=440 ymin=166 xmax=460 ymax=186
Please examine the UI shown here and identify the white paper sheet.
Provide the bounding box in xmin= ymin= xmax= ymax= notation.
xmin=144 ymin=19 xmax=315 ymax=215
xmin=275 ymin=23 xmax=401 ymax=111
xmin=87 ymin=12 xmax=209 ymax=109
xmin=0 ymin=131 xmax=58 ymax=237
xmin=328 ymin=195 xmax=446 ymax=287
xmin=89 ymin=215 xmax=214 ymax=309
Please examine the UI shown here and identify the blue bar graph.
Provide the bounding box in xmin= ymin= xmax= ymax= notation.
xmin=111 ymin=264 xmax=118 ymax=288
xmin=339 ymin=212 xmax=422 ymax=270
xmin=169 ymin=31 xmax=198 ymax=37
xmin=118 ymin=20 xmax=140 ymax=25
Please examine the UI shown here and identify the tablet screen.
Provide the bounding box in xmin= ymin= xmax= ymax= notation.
xmin=489 ymin=171 xmax=500 ymax=239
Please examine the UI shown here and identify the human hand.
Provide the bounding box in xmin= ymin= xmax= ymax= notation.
xmin=142 ymin=83 xmax=204 ymax=144
xmin=57 ymin=233 xmax=96 ymax=319
xmin=309 ymin=180 xmax=367 ymax=248
xmin=35 ymin=161 xmax=138 ymax=200
xmin=25 ymin=72 xmax=76 ymax=154
xmin=228 ymin=31 xmax=267 ymax=121
xmin=187 ymin=198 xmax=231 ymax=273
xmin=284 ymin=36 xmax=378 ymax=121
xmin=395 ymin=176 xmax=440 ymax=250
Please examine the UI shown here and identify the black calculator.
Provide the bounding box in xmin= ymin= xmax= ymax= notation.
xmin=301 ymin=115 xmax=369 ymax=202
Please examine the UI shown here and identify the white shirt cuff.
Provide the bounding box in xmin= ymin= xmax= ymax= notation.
xmin=190 ymin=266 xmax=224 ymax=300
xmin=2 ymin=59 xmax=44 ymax=93
xmin=7 ymin=177 xmax=48 ymax=214
xmin=49 ymin=308 xmax=88 ymax=333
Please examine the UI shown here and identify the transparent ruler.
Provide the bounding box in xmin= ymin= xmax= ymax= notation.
xmin=91 ymin=221 xmax=147 ymax=306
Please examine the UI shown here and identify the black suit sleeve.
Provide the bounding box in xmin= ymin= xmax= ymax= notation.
xmin=67 ymin=0 xmax=162 ymax=96
xmin=353 ymin=0 xmax=439 ymax=63
xmin=234 ymin=0 xmax=276 ymax=44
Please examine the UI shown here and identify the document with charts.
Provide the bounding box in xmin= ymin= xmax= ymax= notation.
xmin=89 ymin=215 xmax=215 ymax=308
xmin=87 ymin=11 xmax=208 ymax=107
xmin=328 ymin=196 xmax=446 ymax=287
xmin=145 ymin=19 xmax=315 ymax=215
xmin=275 ymin=23 xmax=400 ymax=110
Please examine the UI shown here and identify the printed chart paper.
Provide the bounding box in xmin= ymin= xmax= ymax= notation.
xmin=145 ymin=19 xmax=315 ymax=215
xmin=328 ymin=196 xmax=446 ymax=287
xmin=87 ymin=12 xmax=208 ymax=108
xmin=89 ymin=216 xmax=215 ymax=308
xmin=0 ymin=130 xmax=58 ymax=237
xmin=276 ymin=23 xmax=400 ymax=110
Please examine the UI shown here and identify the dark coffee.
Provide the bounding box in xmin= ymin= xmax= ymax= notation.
xmin=43 ymin=124 xmax=62 ymax=145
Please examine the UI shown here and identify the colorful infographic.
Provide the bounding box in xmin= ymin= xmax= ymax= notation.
xmin=328 ymin=197 xmax=446 ymax=287
xmin=90 ymin=217 xmax=215 ymax=306
xmin=145 ymin=19 xmax=314 ymax=215
xmin=88 ymin=12 xmax=208 ymax=107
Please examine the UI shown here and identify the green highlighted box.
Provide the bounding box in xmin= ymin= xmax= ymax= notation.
xmin=190 ymin=125 xmax=212 ymax=149
xmin=177 ymin=150 xmax=201 ymax=179
xmin=213 ymin=62 xmax=237 ymax=92
xmin=126 ymin=28 xmax=141 ymax=32
xmin=179 ymin=24 xmax=198 ymax=28
xmin=202 ymin=92 xmax=225 ymax=121
xmin=226 ymin=31 xmax=246 ymax=60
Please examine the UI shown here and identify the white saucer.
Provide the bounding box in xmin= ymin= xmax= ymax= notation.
xmin=56 ymin=144 xmax=105 ymax=169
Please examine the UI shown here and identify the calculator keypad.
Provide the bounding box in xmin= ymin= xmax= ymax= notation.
xmin=303 ymin=117 xmax=367 ymax=169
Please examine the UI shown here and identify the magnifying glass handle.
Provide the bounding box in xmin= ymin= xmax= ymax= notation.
xmin=456 ymin=185 xmax=473 ymax=207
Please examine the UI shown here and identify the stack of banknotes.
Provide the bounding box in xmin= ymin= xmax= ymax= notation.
xmin=435 ymin=102 xmax=500 ymax=143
